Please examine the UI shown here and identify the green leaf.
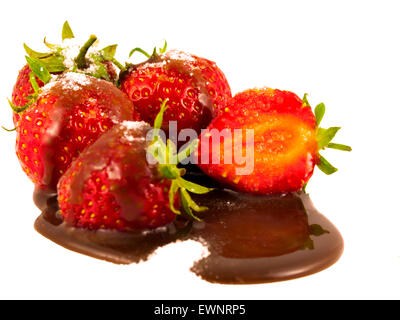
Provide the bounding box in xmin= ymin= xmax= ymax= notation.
xmin=317 ymin=154 xmax=338 ymax=175
xmin=302 ymin=93 xmax=310 ymax=107
xmin=7 ymin=98 xmax=30 ymax=114
xmin=87 ymin=59 xmax=111 ymax=81
xmin=43 ymin=37 xmax=59 ymax=50
xmin=177 ymin=138 xmax=199 ymax=163
xmin=39 ymin=55 xmax=67 ymax=73
xmin=62 ymin=21 xmax=75 ymax=40
xmin=148 ymin=138 xmax=167 ymax=165
xmin=156 ymin=139 xmax=168 ymax=164
xmin=181 ymin=189 xmax=208 ymax=213
xmin=1 ymin=126 xmax=16 ymax=132
xmin=25 ymin=56 xmax=51 ymax=84
xmin=309 ymin=224 xmax=330 ymax=236
xmin=317 ymin=126 xmax=341 ymax=149
xmin=150 ymin=47 xmax=157 ymax=58
xmin=129 ymin=47 xmax=151 ymax=58
xmin=166 ymin=139 xmax=177 ymax=164
xmin=179 ymin=188 xmax=204 ymax=221
xmin=159 ymin=40 xmax=168 ymax=53
xmin=302 ymin=238 xmax=315 ymax=250
xmin=153 ymin=99 xmax=168 ymax=133
xmin=158 ymin=164 xmax=181 ymax=179
xmin=29 ymin=72 xmax=40 ymax=93
xmin=314 ymin=103 xmax=325 ymax=126
xmin=180 ymin=188 xmax=196 ymax=220
xmin=327 ymin=143 xmax=352 ymax=152
xmin=101 ymin=44 xmax=118 ymax=60
xmin=168 ymin=180 xmax=181 ymax=215
xmin=177 ymin=177 xmax=214 ymax=194
xmin=24 ymin=43 xmax=66 ymax=72
xmin=23 ymin=43 xmax=52 ymax=59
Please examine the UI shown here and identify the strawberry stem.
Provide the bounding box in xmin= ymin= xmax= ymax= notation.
xmin=75 ymin=35 xmax=97 ymax=69
xmin=111 ymin=58 xmax=125 ymax=71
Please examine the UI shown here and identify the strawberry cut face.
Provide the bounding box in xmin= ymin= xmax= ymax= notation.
xmin=252 ymin=114 xmax=317 ymax=167
xmin=197 ymin=88 xmax=318 ymax=194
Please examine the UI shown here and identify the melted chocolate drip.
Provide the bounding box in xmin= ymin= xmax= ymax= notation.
xmin=34 ymin=187 xmax=343 ymax=284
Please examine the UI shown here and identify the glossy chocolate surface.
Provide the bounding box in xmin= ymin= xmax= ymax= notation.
xmin=34 ymin=186 xmax=343 ymax=284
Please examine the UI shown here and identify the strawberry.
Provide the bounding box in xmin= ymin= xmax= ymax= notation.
xmin=119 ymin=45 xmax=231 ymax=135
xmin=196 ymin=88 xmax=351 ymax=194
xmin=15 ymin=72 xmax=137 ymax=192
xmin=8 ymin=21 xmax=123 ymax=126
xmin=58 ymin=102 xmax=212 ymax=231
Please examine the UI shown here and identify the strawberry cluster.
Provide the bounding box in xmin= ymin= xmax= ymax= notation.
xmin=7 ymin=22 xmax=351 ymax=232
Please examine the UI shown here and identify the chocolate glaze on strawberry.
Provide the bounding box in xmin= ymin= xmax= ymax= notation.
xmin=34 ymin=186 xmax=343 ymax=284
xmin=58 ymin=121 xmax=177 ymax=231
xmin=7 ymin=23 xmax=349 ymax=286
xmin=30 ymin=90 xmax=345 ymax=284
xmin=120 ymin=50 xmax=231 ymax=135
xmin=16 ymin=73 xmax=136 ymax=191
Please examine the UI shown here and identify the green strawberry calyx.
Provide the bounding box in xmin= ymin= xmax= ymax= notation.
xmin=7 ymin=21 xmax=124 ymax=120
xmin=147 ymin=99 xmax=213 ymax=221
xmin=302 ymin=94 xmax=352 ymax=175
xmin=24 ymin=21 xmax=123 ymax=79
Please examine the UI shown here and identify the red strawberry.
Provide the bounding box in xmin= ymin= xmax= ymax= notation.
xmin=8 ymin=21 xmax=122 ymax=126
xmin=58 ymin=105 xmax=212 ymax=231
xmin=16 ymin=72 xmax=137 ymax=192
xmin=197 ymin=88 xmax=351 ymax=194
xmin=120 ymin=47 xmax=231 ymax=135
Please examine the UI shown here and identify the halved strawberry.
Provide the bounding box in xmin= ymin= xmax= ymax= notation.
xmin=196 ymin=88 xmax=351 ymax=194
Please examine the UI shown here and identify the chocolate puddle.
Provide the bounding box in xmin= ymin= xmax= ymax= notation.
xmin=33 ymin=187 xmax=343 ymax=284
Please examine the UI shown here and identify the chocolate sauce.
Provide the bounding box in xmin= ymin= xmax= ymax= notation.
xmin=34 ymin=187 xmax=343 ymax=284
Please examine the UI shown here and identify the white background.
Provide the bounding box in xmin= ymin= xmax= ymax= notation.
xmin=0 ymin=0 xmax=399 ymax=299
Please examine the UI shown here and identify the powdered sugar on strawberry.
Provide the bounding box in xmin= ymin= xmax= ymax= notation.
xmin=62 ymin=38 xmax=98 ymax=70
xmin=42 ymin=72 xmax=92 ymax=92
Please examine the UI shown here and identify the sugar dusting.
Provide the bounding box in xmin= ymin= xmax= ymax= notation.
xmin=61 ymin=38 xmax=99 ymax=70
xmin=165 ymin=49 xmax=196 ymax=62
xmin=43 ymin=72 xmax=93 ymax=92
xmin=120 ymin=121 xmax=150 ymax=142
